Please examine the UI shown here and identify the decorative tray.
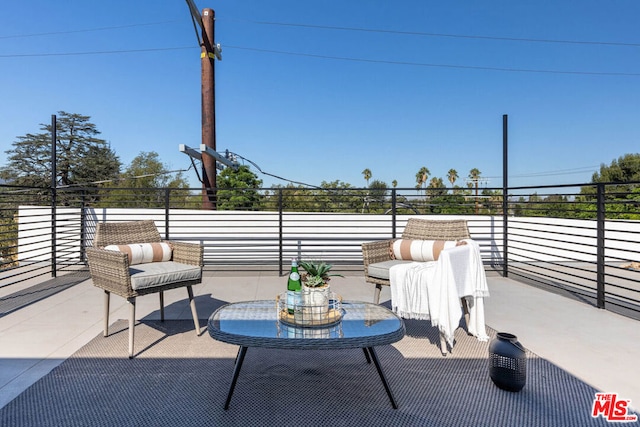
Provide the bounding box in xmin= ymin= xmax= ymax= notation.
xmin=276 ymin=292 xmax=343 ymax=328
xmin=278 ymin=308 xmax=343 ymax=328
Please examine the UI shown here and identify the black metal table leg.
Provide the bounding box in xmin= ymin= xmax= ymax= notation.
xmin=362 ymin=347 xmax=372 ymax=364
xmin=224 ymin=346 xmax=248 ymax=410
xmin=367 ymin=346 xmax=398 ymax=409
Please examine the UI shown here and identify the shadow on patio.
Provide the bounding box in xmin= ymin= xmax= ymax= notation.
xmin=1 ymin=272 xmax=639 ymax=426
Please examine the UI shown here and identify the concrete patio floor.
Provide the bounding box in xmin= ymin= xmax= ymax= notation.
xmin=1 ymin=269 xmax=639 ymax=412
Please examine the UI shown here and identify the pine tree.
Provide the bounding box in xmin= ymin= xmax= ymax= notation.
xmin=0 ymin=111 xmax=121 ymax=189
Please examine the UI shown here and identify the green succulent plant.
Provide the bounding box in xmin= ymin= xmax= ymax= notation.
xmin=298 ymin=260 xmax=344 ymax=287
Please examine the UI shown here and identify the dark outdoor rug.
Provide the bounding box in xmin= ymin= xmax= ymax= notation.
xmin=1 ymin=318 xmax=638 ymax=427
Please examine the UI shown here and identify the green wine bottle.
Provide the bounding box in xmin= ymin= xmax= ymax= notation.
xmin=287 ymin=258 xmax=302 ymax=314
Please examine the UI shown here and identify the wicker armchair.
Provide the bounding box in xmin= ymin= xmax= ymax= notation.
xmin=362 ymin=218 xmax=471 ymax=304
xmin=362 ymin=218 xmax=472 ymax=355
xmin=86 ymin=220 xmax=203 ymax=358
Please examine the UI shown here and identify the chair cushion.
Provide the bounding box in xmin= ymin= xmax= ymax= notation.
xmin=104 ymin=242 xmax=172 ymax=265
xmin=129 ymin=261 xmax=201 ymax=290
xmin=391 ymin=239 xmax=458 ymax=262
xmin=367 ymin=260 xmax=415 ymax=280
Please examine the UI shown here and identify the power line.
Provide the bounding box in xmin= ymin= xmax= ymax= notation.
xmin=3 ymin=43 xmax=636 ymax=76
xmin=242 ymin=19 xmax=640 ymax=48
xmin=483 ymin=166 xmax=599 ymax=180
xmin=181 ymin=146 xmax=321 ymax=188
xmin=0 ymin=21 xmax=180 ymax=40
xmin=0 ymin=22 xmax=636 ymax=76
xmin=224 ymin=45 xmax=640 ymax=77
xmin=510 ymin=168 xmax=598 ymax=178
xmin=3 ymin=43 xmax=635 ymax=76
xmin=498 ymin=159 xmax=640 ymax=180
xmin=5 ymin=17 xmax=638 ymax=49
xmin=230 ymin=152 xmax=322 ymax=188
xmin=56 ymin=167 xmax=192 ymax=188
xmin=0 ymin=46 xmax=194 ymax=58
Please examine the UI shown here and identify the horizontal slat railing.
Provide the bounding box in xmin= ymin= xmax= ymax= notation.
xmin=1 ymin=183 xmax=640 ymax=318
xmin=505 ymin=183 xmax=640 ymax=318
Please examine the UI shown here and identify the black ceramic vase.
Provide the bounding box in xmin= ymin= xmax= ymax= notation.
xmin=489 ymin=332 xmax=526 ymax=392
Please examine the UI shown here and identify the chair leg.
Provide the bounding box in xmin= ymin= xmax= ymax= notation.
xmin=103 ymin=290 xmax=110 ymax=337
xmin=440 ymin=333 xmax=448 ymax=356
xmin=374 ymin=284 xmax=382 ymax=305
xmin=461 ymin=297 xmax=470 ymax=333
xmin=128 ymin=298 xmax=136 ymax=359
xmin=159 ymin=291 xmax=165 ymax=322
xmin=187 ymin=286 xmax=200 ymax=335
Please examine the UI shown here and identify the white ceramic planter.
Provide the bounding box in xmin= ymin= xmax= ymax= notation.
xmin=296 ymin=285 xmax=330 ymax=324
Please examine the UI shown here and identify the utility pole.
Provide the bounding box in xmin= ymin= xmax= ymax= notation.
xmin=185 ymin=1 xmax=221 ymax=209
xmin=465 ymin=172 xmax=486 ymax=215
xmin=201 ymin=8 xmax=217 ymax=209
xmin=182 ymin=2 xmax=231 ymax=205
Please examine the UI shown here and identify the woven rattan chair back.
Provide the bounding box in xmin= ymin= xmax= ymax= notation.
xmin=401 ymin=218 xmax=470 ymax=241
xmin=93 ymin=220 xmax=162 ymax=247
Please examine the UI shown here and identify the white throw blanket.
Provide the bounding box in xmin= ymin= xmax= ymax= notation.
xmin=389 ymin=239 xmax=489 ymax=346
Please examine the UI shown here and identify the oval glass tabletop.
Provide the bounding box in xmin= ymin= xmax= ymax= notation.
xmin=208 ymin=300 xmax=405 ymax=350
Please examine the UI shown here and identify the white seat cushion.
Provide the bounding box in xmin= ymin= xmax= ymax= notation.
xmin=129 ymin=261 xmax=201 ymax=290
xmin=367 ymin=260 xmax=414 ymax=280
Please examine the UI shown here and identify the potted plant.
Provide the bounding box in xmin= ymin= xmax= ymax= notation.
xmin=297 ymin=260 xmax=343 ymax=321
xmin=298 ymin=260 xmax=342 ymax=287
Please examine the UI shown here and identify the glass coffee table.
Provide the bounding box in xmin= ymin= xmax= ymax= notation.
xmin=208 ymin=300 xmax=405 ymax=409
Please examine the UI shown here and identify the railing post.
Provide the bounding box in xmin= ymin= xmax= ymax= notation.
xmin=51 ymin=187 xmax=56 ymax=277
xmin=596 ymin=183 xmax=605 ymax=309
xmin=502 ymin=114 xmax=509 ymax=277
xmin=278 ymin=188 xmax=283 ymax=276
xmin=50 ymin=114 xmax=57 ymax=278
xmin=502 ymin=194 xmax=509 ymax=278
xmin=164 ymin=188 xmax=170 ymax=240
xmin=391 ymin=189 xmax=397 ymax=238
xmin=80 ymin=190 xmax=86 ymax=264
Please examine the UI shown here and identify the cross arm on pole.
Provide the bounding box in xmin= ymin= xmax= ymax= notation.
xmin=179 ymin=143 xmax=202 ymax=160
xmin=179 ymin=144 xmax=239 ymax=171
xmin=200 ymin=144 xmax=238 ymax=170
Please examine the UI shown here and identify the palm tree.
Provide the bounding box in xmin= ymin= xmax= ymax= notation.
xmin=468 ymin=168 xmax=481 ymax=182
xmin=447 ymin=169 xmax=458 ymax=187
xmin=415 ymin=167 xmax=430 ymax=190
xmin=468 ymin=168 xmax=482 ymax=214
xmin=392 ymin=179 xmax=398 ymax=188
xmin=429 ymin=177 xmax=444 ymax=187
xmin=427 ymin=176 xmax=446 ymax=199
xmin=361 ymin=168 xmax=372 ymax=187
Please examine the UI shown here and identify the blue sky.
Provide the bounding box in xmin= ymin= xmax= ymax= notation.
xmin=1 ymin=1 xmax=639 ymax=190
